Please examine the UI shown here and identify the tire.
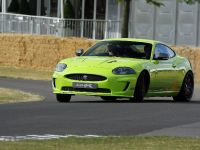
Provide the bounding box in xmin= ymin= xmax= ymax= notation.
xmin=173 ymin=71 xmax=194 ymax=102
xmin=130 ymin=72 xmax=147 ymax=102
xmin=101 ymin=96 xmax=117 ymax=101
xmin=56 ymin=94 xmax=71 ymax=103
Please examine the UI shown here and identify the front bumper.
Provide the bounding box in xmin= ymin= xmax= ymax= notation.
xmin=52 ymin=70 xmax=138 ymax=98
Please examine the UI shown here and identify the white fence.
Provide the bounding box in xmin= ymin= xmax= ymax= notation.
xmin=2 ymin=1 xmax=200 ymax=47
xmin=0 ymin=13 xmax=120 ymax=39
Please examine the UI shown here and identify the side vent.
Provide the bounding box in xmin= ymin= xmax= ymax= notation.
xmin=52 ymin=78 xmax=56 ymax=88
xmin=123 ymin=82 xmax=130 ymax=91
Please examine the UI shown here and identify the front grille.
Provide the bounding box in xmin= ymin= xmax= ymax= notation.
xmin=65 ymin=74 xmax=107 ymax=81
xmin=62 ymin=86 xmax=111 ymax=93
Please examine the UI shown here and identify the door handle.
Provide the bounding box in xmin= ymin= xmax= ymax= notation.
xmin=172 ymin=64 xmax=176 ymax=68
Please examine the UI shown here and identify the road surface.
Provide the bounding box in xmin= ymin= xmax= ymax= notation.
xmin=0 ymin=77 xmax=200 ymax=138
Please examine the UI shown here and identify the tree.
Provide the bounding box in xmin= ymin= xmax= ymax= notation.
xmin=64 ymin=0 xmax=75 ymax=18
xmin=120 ymin=0 xmax=200 ymax=38
xmin=180 ymin=0 xmax=200 ymax=4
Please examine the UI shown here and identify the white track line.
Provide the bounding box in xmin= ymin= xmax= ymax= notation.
xmin=0 ymin=134 xmax=104 ymax=141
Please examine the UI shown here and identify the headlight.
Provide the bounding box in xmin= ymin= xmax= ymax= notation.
xmin=112 ymin=67 xmax=136 ymax=75
xmin=55 ymin=63 xmax=67 ymax=72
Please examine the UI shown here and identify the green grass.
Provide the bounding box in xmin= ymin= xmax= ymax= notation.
xmin=0 ymin=66 xmax=45 ymax=104
xmin=0 ymin=66 xmax=52 ymax=81
xmin=0 ymin=87 xmax=44 ymax=104
xmin=0 ymin=136 xmax=200 ymax=150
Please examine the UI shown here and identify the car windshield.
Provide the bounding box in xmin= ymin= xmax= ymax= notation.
xmin=83 ymin=41 xmax=152 ymax=59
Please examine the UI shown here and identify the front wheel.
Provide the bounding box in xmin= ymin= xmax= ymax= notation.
xmin=130 ymin=72 xmax=147 ymax=102
xmin=56 ymin=94 xmax=71 ymax=103
xmin=173 ymin=71 xmax=194 ymax=102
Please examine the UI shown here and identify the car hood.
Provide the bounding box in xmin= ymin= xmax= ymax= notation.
xmin=61 ymin=56 xmax=148 ymax=69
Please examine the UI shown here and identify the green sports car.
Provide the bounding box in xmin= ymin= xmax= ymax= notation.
xmin=52 ymin=38 xmax=194 ymax=102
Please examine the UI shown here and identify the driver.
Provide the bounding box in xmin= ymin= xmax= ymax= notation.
xmin=144 ymin=44 xmax=152 ymax=59
xmin=108 ymin=44 xmax=119 ymax=56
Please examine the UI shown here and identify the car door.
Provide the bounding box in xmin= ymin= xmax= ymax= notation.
xmin=150 ymin=44 xmax=178 ymax=92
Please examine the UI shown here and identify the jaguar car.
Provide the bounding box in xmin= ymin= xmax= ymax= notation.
xmin=52 ymin=38 xmax=194 ymax=102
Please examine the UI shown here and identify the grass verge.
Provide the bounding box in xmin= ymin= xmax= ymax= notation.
xmin=0 ymin=66 xmax=52 ymax=81
xmin=0 ymin=87 xmax=44 ymax=104
xmin=0 ymin=136 xmax=200 ymax=150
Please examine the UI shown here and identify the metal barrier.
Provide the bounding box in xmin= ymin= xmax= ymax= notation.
xmin=0 ymin=13 xmax=120 ymax=39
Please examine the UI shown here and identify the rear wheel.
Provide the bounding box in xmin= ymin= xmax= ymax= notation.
xmin=130 ymin=72 xmax=147 ymax=102
xmin=101 ymin=96 xmax=117 ymax=101
xmin=173 ymin=71 xmax=194 ymax=102
xmin=56 ymin=94 xmax=71 ymax=103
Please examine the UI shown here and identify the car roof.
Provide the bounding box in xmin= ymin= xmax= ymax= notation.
xmin=101 ymin=38 xmax=160 ymax=45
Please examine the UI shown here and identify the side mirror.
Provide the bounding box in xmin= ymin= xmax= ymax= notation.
xmin=75 ymin=48 xmax=84 ymax=56
xmin=154 ymin=53 xmax=169 ymax=60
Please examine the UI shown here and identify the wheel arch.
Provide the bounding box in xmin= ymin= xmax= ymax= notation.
xmin=138 ymin=69 xmax=150 ymax=93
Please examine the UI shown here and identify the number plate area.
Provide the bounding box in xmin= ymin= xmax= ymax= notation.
xmin=72 ymin=82 xmax=98 ymax=89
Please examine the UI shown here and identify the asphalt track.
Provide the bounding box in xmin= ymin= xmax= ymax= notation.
xmin=0 ymin=77 xmax=200 ymax=137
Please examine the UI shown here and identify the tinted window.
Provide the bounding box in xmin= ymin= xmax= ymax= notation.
xmin=83 ymin=41 xmax=152 ymax=59
xmin=154 ymin=44 xmax=175 ymax=59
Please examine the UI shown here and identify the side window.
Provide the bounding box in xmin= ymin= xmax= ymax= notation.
xmin=154 ymin=44 xmax=175 ymax=59
xmin=154 ymin=44 xmax=169 ymax=59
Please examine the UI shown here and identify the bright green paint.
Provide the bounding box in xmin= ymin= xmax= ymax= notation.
xmin=52 ymin=38 xmax=192 ymax=99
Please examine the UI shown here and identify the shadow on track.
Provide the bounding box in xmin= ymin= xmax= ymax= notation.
xmin=69 ymin=99 xmax=200 ymax=104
